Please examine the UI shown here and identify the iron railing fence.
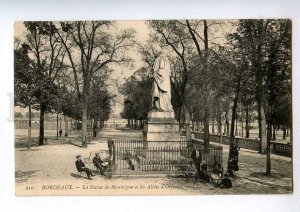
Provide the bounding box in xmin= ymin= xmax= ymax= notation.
xmin=112 ymin=138 xmax=223 ymax=176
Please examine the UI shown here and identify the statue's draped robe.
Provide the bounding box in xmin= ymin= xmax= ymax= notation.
xmin=152 ymin=56 xmax=173 ymax=112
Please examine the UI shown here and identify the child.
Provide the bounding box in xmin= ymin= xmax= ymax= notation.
xmin=185 ymin=161 xmax=197 ymax=182
xmin=199 ymin=161 xmax=210 ymax=183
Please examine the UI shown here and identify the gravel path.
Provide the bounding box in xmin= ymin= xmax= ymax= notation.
xmin=15 ymin=128 xmax=292 ymax=195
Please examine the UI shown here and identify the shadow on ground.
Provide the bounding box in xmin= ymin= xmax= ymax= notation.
xmin=15 ymin=136 xmax=82 ymax=148
xmin=15 ymin=170 xmax=39 ymax=183
xmin=249 ymin=171 xmax=284 ymax=179
xmin=70 ymin=173 xmax=88 ymax=180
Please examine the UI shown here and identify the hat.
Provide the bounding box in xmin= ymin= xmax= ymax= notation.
xmin=76 ymin=155 xmax=81 ymax=158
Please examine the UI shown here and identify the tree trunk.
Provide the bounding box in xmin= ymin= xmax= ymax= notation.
xmin=192 ymin=114 xmax=195 ymax=131
xmin=228 ymin=76 xmax=241 ymax=170
xmin=257 ymin=99 xmax=262 ymax=141
xmin=272 ymin=124 xmax=276 ymax=141
xmin=181 ymin=109 xmax=186 ymax=132
xmin=203 ymin=103 xmax=210 ymax=152
xmin=258 ymin=101 xmax=267 ymax=153
xmin=64 ymin=115 xmax=68 ymax=137
xmin=203 ymin=20 xmax=210 ymax=152
xmin=38 ymin=103 xmax=46 ymax=146
xmin=212 ymin=116 xmax=215 ymax=134
xmin=290 ymin=127 xmax=292 ymax=143
xmin=266 ymin=108 xmax=272 ymax=176
xmin=283 ymin=125 xmax=286 ymax=139
xmin=56 ymin=111 xmax=59 ymax=139
xmin=178 ymin=106 xmax=182 ymax=132
xmin=229 ymin=101 xmax=238 ymax=147
xmin=184 ymin=104 xmax=191 ymax=141
xmin=100 ymin=120 xmax=103 ymax=130
xmin=235 ymin=111 xmax=238 ymax=136
xmin=241 ymin=110 xmax=244 ymax=137
xmin=217 ymin=101 xmax=222 ymax=135
xmin=93 ymin=118 xmax=97 ymax=137
xmin=245 ymin=105 xmax=250 ymax=138
xmin=224 ymin=110 xmax=230 ymax=136
xmin=82 ymin=100 xmax=88 ymax=147
xmin=217 ymin=119 xmax=222 ymax=135
xmin=91 ymin=119 xmax=93 ymax=137
xmin=27 ymin=104 xmax=32 ymax=149
xmin=70 ymin=118 xmax=72 ymax=135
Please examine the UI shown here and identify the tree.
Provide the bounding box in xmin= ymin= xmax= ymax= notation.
xmin=56 ymin=21 xmax=136 ymax=147
xmin=89 ymin=71 xmax=113 ymax=137
xmin=264 ymin=19 xmax=291 ymax=175
xmin=185 ymin=20 xmax=212 ymax=150
xmin=23 ymin=22 xmax=66 ymax=145
xmin=14 ymin=43 xmax=36 ymax=149
xmin=240 ymin=80 xmax=255 ymax=138
xmin=120 ymin=67 xmax=152 ymax=129
xmin=230 ymin=20 xmax=271 ymax=153
xmin=228 ymin=19 xmax=292 ymax=175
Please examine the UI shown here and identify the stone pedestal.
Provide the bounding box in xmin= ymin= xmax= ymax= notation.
xmin=143 ymin=111 xmax=181 ymax=148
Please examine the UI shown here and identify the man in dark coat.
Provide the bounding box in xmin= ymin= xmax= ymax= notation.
xmin=92 ymin=153 xmax=106 ymax=175
xmin=75 ymin=155 xmax=94 ymax=180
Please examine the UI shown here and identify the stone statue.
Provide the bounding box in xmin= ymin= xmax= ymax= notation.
xmin=151 ymin=54 xmax=173 ymax=112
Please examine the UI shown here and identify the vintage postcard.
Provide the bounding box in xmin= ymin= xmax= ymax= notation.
xmin=14 ymin=19 xmax=292 ymax=196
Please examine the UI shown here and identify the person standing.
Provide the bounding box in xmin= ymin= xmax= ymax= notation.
xmin=191 ymin=146 xmax=202 ymax=174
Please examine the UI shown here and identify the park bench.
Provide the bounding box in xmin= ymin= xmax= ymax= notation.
xmin=77 ymin=169 xmax=87 ymax=177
